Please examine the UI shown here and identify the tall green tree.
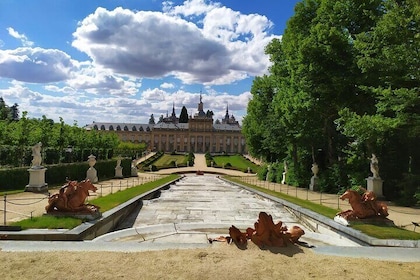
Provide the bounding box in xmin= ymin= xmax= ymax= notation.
xmin=337 ymin=0 xmax=420 ymax=202
xmin=179 ymin=106 xmax=189 ymax=123
xmin=243 ymin=0 xmax=419 ymax=195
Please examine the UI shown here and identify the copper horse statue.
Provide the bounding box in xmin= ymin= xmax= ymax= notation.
xmin=45 ymin=179 xmax=98 ymax=213
xmin=337 ymin=189 xmax=388 ymax=220
xmin=223 ymin=212 xmax=305 ymax=249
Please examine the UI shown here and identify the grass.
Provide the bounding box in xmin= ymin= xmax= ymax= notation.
xmin=90 ymin=174 xmax=179 ymax=212
xmin=10 ymin=174 xmax=180 ymax=229
xmin=212 ymin=154 xmax=261 ymax=172
xmin=225 ymin=176 xmax=420 ymax=240
xmin=226 ymin=176 xmax=339 ymax=218
xmin=351 ymin=222 xmax=420 ymax=240
xmin=153 ymin=154 xmax=187 ymax=166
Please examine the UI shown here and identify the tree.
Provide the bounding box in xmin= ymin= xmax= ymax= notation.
xmin=243 ymin=0 xmax=405 ymax=191
xmin=10 ymin=103 xmax=19 ymax=120
xmin=337 ymin=0 xmax=420 ymax=202
xmin=179 ymin=106 xmax=189 ymax=123
xmin=242 ymin=75 xmax=278 ymax=161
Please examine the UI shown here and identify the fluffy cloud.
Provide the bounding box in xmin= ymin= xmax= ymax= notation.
xmin=7 ymin=27 xmax=34 ymax=47
xmin=67 ymin=64 xmax=141 ymax=96
xmin=72 ymin=2 xmax=279 ymax=85
xmin=0 ymin=47 xmax=76 ymax=83
xmin=72 ymin=7 xmax=230 ymax=83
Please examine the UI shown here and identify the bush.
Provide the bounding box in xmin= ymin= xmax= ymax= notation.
xmin=0 ymin=158 xmax=132 ymax=192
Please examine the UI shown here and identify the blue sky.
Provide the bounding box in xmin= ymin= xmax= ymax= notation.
xmin=0 ymin=0 xmax=300 ymax=126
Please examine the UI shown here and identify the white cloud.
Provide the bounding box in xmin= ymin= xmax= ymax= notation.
xmin=44 ymin=85 xmax=76 ymax=94
xmin=7 ymin=27 xmax=34 ymax=47
xmin=163 ymin=0 xmax=220 ymax=16
xmin=67 ymin=64 xmax=141 ymax=96
xmin=72 ymin=2 xmax=279 ymax=85
xmin=160 ymin=82 xmax=175 ymax=89
xmin=0 ymin=47 xmax=76 ymax=83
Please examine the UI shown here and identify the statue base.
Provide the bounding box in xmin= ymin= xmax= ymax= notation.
xmin=86 ymin=167 xmax=98 ymax=183
xmin=25 ymin=167 xmax=48 ymax=193
xmin=45 ymin=203 xmax=101 ymax=221
xmin=115 ymin=166 xmax=123 ymax=178
xmin=309 ymin=176 xmax=319 ymax=191
xmin=366 ymin=177 xmax=384 ymax=198
xmin=45 ymin=209 xmax=102 ymax=221
xmin=334 ymin=214 xmax=394 ymax=227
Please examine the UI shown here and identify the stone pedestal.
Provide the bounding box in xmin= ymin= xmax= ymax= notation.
xmin=366 ymin=177 xmax=384 ymax=198
xmin=86 ymin=167 xmax=98 ymax=183
xmin=115 ymin=166 xmax=123 ymax=178
xmin=25 ymin=167 xmax=48 ymax=193
xmin=309 ymin=176 xmax=319 ymax=191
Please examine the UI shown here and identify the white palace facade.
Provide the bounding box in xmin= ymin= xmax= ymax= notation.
xmin=84 ymin=95 xmax=247 ymax=154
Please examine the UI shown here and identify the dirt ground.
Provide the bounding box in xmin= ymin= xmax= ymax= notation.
xmin=1 ymin=243 xmax=419 ymax=280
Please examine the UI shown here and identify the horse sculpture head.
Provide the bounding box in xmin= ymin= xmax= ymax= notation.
xmin=339 ymin=189 xmax=360 ymax=201
xmin=79 ymin=179 xmax=97 ymax=193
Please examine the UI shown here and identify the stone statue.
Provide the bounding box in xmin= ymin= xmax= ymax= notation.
xmin=370 ymin=154 xmax=380 ymax=178
xmin=45 ymin=179 xmax=99 ymax=213
xmin=336 ymin=188 xmax=388 ymax=222
xmin=309 ymin=163 xmax=319 ymax=191
xmin=281 ymin=160 xmax=288 ymax=184
xmin=86 ymin=154 xmax=98 ymax=183
xmin=311 ymin=163 xmax=319 ymax=177
xmin=31 ymin=142 xmax=42 ymax=167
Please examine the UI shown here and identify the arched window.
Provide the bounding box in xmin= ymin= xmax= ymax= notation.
xmin=93 ymin=125 xmax=98 ymax=130
xmin=139 ymin=126 xmax=144 ymax=131
xmin=146 ymin=126 xmax=151 ymax=132
xmin=109 ymin=125 xmax=114 ymax=131
xmin=124 ymin=125 xmax=129 ymax=131
xmin=132 ymin=126 xmax=137 ymax=131
xmin=100 ymin=125 xmax=105 ymax=130
xmin=116 ymin=125 xmax=121 ymax=131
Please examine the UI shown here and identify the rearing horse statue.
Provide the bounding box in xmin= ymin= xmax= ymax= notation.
xmin=45 ymin=179 xmax=98 ymax=213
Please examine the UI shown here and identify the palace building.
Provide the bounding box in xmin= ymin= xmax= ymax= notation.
xmin=84 ymin=95 xmax=247 ymax=154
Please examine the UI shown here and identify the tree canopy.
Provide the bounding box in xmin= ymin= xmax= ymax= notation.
xmin=242 ymin=0 xmax=419 ymax=204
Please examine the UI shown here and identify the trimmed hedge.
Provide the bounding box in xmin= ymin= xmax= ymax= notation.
xmin=0 ymin=158 xmax=132 ymax=192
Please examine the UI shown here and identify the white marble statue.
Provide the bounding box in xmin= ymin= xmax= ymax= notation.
xmin=31 ymin=142 xmax=42 ymax=167
xmin=370 ymin=154 xmax=380 ymax=178
xmin=311 ymin=163 xmax=319 ymax=177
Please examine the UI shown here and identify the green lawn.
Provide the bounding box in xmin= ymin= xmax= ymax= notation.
xmin=153 ymin=154 xmax=188 ymax=166
xmin=212 ymin=154 xmax=261 ymax=172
